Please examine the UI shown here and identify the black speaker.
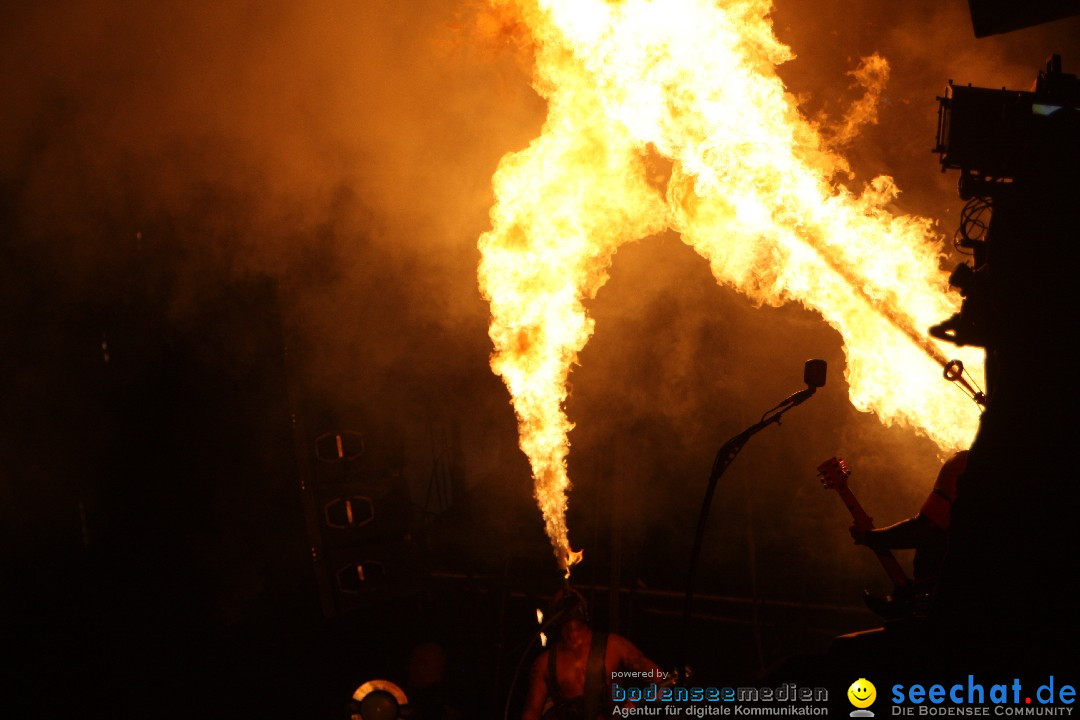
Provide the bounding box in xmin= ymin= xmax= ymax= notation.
xmin=328 ymin=543 xmax=421 ymax=597
xmin=297 ymin=419 xmax=418 ymax=616
xmin=314 ymin=474 xmax=411 ymax=544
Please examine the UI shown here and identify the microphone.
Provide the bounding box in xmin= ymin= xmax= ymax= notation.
xmin=803 ymin=358 xmax=827 ymax=389
xmin=777 ymin=359 xmax=828 ymax=409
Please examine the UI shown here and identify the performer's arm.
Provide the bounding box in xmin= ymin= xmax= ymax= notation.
xmin=853 ymin=514 xmax=943 ymax=550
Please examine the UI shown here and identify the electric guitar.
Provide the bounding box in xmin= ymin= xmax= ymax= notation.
xmin=816 ymin=457 xmax=919 ymax=617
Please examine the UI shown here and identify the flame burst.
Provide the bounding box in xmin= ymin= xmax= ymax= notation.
xmin=477 ymin=0 xmax=981 ymax=574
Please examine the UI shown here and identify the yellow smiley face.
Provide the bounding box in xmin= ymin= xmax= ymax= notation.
xmin=848 ymin=678 xmax=876 ymax=708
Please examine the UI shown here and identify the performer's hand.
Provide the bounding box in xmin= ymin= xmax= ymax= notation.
xmin=854 ymin=527 xmax=888 ymax=550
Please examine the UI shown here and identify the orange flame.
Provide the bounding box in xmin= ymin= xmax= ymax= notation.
xmin=478 ymin=0 xmax=981 ymax=574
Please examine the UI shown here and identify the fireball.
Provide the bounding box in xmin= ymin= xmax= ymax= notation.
xmin=477 ymin=0 xmax=981 ymax=573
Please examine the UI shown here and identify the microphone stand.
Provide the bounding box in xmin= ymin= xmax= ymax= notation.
xmin=676 ymin=386 xmax=818 ymax=677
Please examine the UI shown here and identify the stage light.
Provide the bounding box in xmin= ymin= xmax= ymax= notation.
xmin=347 ymin=679 xmax=408 ymax=720
xmin=336 ymin=560 xmax=387 ymax=593
xmin=324 ymin=496 xmax=375 ymax=529
xmin=315 ymin=431 xmax=364 ymax=461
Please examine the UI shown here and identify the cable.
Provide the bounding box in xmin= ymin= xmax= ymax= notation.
xmin=502 ymin=632 xmax=539 ymax=720
xmin=953 ymin=196 xmax=992 ymax=254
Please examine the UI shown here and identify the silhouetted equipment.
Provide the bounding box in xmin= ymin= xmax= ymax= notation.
xmin=930 ymin=55 xmax=1079 ymax=351
xmin=934 ymin=55 xmax=1079 ymax=184
xmin=966 ymin=0 xmax=1080 ymax=37
xmin=929 ymin=54 xmax=1080 ymax=665
xmin=297 ymin=416 xmax=419 ymax=617
xmin=679 ymin=359 xmax=827 ymax=672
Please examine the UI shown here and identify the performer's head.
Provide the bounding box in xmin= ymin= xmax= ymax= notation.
xmin=547 ymin=587 xmax=590 ymax=647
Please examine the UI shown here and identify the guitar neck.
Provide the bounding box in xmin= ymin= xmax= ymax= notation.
xmin=834 ymin=486 xmax=910 ymax=590
xmin=835 ymin=486 xmax=873 ymax=531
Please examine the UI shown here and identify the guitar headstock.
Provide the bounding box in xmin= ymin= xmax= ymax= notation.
xmin=817 ymin=456 xmax=850 ymax=491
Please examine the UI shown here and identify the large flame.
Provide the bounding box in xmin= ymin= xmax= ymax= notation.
xmin=477 ymin=0 xmax=981 ymax=574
